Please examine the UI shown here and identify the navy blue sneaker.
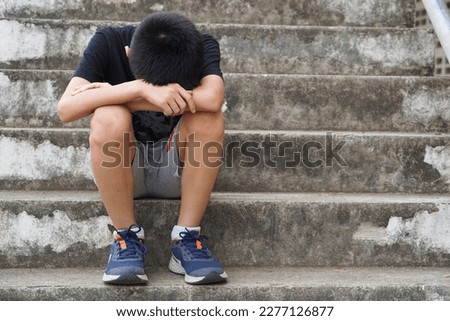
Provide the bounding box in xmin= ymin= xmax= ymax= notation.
xmin=169 ymin=229 xmax=227 ymax=285
xmin=103 ymin=224 xmax=148 ymax=285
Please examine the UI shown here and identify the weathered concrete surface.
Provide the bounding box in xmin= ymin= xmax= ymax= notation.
xmin=205 ymin=24 xmax=434 ymax=76
xmin=0 ymin=70 xmax=87 ymax=128
xmin=2 ymin=128 xmax=450 ymax=194
xmin=0 ymin=0 xmax=447 ymax=303
xmin=218 ymin=131 xmax=450 ymax=194
xmin=0 ymin=19 xmax=99 ymax=70
xmin=1 ymin=267 xmax=449 ymax=301
xmin=353 ymin=204 xmax=450 ymax=266
xmin=219 ymin=74 xmax=450 ymax=132
xmin=0 ymin=0 xmax=416 ymax=27
xmin=3 ymin=70 xmax=450 ymax=132
xmin=1 ymin=190 xmax=450 ymax=268
xmin=0 ymin=128 xmax=93 ymax=190
xmin=0 ymin=19 xmax=434 ymax=75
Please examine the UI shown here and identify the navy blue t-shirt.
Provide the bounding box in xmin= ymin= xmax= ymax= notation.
xmin=73 ymin=26 xmax=222 ymax=143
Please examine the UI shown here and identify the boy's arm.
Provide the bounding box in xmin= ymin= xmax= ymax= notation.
xmin=57 ymin=77 xmax=128 ymax=123
xmin=125 ymin=75 xmax=225 ymax=114
xmin=191 ymin=75 xmax=224 ymax=113
xmin=57 ymin=77 xmax=195 ymax=123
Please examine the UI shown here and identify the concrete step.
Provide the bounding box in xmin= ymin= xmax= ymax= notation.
xmin=1 ymin=190 xmax=449 ymax=268
xmin=1 ymin=267 xmax=449 ymax=300
xmin=3 ymin=70 xmax=450 ymax=133
xmin=1 ymin=128 xmax=450 ymax=194
xmin=0 ymin=0 xmax=416 ymax=28
xmin=0 ymin=18 xmax=434 ymax=76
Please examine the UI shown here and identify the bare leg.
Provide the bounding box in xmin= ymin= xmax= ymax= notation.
xmin=89 ymin=105 xmax=136 ymax=230
xmin=176 ymin=111 xmax=224 ymax=226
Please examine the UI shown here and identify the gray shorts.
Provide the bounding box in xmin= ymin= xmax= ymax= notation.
xmin=132 ymin=123 xmax=182 ymax=199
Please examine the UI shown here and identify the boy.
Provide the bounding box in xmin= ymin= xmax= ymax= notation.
xmin=57 ymin=12 xmax=227 ymax=285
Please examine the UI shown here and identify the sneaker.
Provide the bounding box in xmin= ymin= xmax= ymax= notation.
xmin=103 ymin=224 xmax=148 ymax=285
xmin=169 ymin=229 xmax=227 ymax=285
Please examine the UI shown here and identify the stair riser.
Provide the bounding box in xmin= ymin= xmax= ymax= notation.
xmin=3 ymin=70 xmax=450 ymax=132
xmin=1 ymin=195 xmax=449 ymax=268
xmin=0 ymin=0 xmax=416 ymax=27
xmin=218 ymin=132 xmax=450 ymax=194
xmin=1 ymin=129 xmax=449 ymax=193
xmin=2 ymin=285 xmax=447 ymax=301
xmin=0 ymin=19 xmax=434 ymax=75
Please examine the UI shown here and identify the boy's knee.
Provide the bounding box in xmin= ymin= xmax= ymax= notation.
xmin=89 ymin=105 xmax=132 ymax=146
xmin=182 ymin=111 xmax=224 ymax=139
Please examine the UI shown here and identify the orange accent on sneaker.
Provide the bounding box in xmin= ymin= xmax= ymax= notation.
xmin=115 ymin=236 xmax=127 ymax=250
xmin=196 ymin=240 xmax=202 ymax=250
xmin=119 ymin=240 xmax=127 ymax=250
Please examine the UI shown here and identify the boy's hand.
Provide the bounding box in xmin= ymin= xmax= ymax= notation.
xmin=138 ymin=81 xmax=196 ymax=116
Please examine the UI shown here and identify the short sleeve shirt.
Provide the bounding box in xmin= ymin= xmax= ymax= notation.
xmin=73 ymin=26 xmax=222 ymax=144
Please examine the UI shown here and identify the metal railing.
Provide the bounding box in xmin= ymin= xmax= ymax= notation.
xmin=423 ymin=0 xmax=450 ymax=63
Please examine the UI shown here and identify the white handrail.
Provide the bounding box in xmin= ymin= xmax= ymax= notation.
xmin=423 ymin=0 xmax=450 ymax=63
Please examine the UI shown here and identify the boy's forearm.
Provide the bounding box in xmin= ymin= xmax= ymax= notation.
xmin=58 ymin=81 xmax=143 ymax=123
xmin=125 ymin=98 xmax=161 ymax=113
xmin=127 ymin=86 xmax=223 ymax=114
xmin=191 ymin=76 xmax=224 ymax=113
xmin=192 ymin=90 xmax=224 ymax=113
xmin=58 ymin=75 xmax=224 ymax=123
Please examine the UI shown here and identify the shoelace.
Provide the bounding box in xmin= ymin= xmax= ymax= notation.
xmin=178 ymin=229 xmax=212 ymax=260
xmin=111 ymin=224 xmax=148 ymax=259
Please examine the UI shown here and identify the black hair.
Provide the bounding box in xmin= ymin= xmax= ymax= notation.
xmin=129 ymin=12 xmax=204 ymax=90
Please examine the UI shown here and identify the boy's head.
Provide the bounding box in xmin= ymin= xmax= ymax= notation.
xmin=129 ymin=12 xmax=204 ymax=90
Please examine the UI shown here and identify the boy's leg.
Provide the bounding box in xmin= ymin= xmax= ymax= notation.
xmin=176 ymin=111 xmax=224 ymax=226
xmin=90 ymin=105 xmax=147 ymax=285
xmin=91 ymin=108 xmax=224 ymax=228
xmin=89 ymin=105 xmax=136 ymax=229
xmin=169 ymin=110 xmax=227 ymax=284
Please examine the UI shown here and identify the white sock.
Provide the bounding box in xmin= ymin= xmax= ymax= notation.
xmin=171 ymin=225 xmax=201 ymax=240
xmin=115 ymin=225 xmax=145 ymax=239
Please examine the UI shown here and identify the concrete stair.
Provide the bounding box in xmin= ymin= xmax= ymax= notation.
xmin=1 ymin=0 xmax=450 ymax=300
xmin=2 ymin=128 xmax=450 ymax=193
xmin=0 ymin=18 xmax=434 ymax=75
xmin=0 ymin=0 xmax=416 ymax=27
xmin=1 ymin=267 xmax=450 ymax=301
xmin=3 ymin=71 xmax=450 ymax=132
xmin=1 ymin=190 xmax=450 ymax=269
